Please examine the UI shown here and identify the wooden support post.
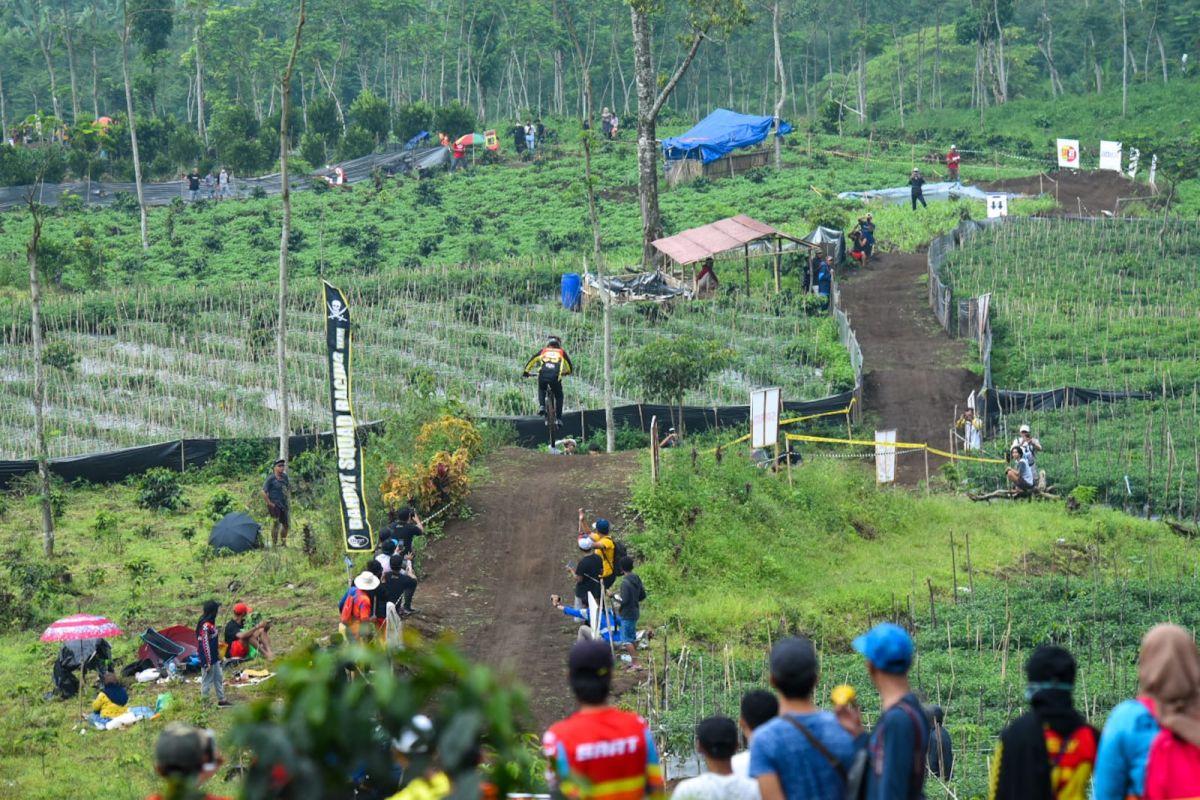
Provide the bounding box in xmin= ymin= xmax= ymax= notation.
xmin=924 ymin=446 xmax=931 ymax=494
xmin=786 ymin=438 xmax=794 ymax=487
xmin=743 ymin=243 xmax=750 ymax=296
xmin=773 ymin=237 xmax=782 ymax=294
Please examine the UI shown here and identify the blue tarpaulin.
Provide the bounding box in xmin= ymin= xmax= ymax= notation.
xmin=662 ymin=109 xmax=792 ymax=164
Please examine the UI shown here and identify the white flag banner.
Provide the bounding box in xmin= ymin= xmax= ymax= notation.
xmin=1099 ymin=140 xmax=1123 ymax=172
xmin=1057 ymin=138 xmax=1080 ymax=169
xmin=875 ymin=430 xmax=897 ymax=484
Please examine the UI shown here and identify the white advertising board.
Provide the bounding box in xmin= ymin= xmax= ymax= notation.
xmin=750 ymin=387 xmax=781 ymax=449
xmin=875 ymin=430 xmax=897 ymax=484
xmin=986 ymin=195 xmax=1009 ymax=218
xmin=1057 ymin=138 xmax=1080 ymax=169
xmin=1099 ymin=140 xmax=1123 ymax=172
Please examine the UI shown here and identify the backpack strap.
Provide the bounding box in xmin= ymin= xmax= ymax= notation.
xmin=892 ymin=699 xmax=928 ymax=791
xmin=783 ymin=715 xmax=848 ymax=781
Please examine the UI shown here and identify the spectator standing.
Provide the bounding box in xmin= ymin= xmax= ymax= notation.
xmin=341 ymin=571 xmax=378 ymax=642
xmin=1094 ymin=625 xmax=1179 ymax=800
xmin=609 ymin=114 xmax=620 ymax=139
xmin=909 ymin=169 xmax=927 ymax=210
xmin=224 ymin=601 xmax=274 ymax=660
xmin=196 ymin=600 xmax=230 ymax=708
xmin=148 ymin=722 xmax=231 ymax=800
xmin=731 ymin=690 xmax=779 ymax=778
xmin=187 ymin=169 xmax=201 ymax=202
xmin=601 ymin=108 xmax=614 ymax=139
xmin=673 ymin=717 xmax=760 ymax=800
xmin=946 ymin=146 xmax=961 ymax=182
xmin=542 ymin=640 xmax=665 ymax=799
xmin=956 ymin=408 xmax=983 ymax=452
xmin=204 ymin=170 xmax=215 ymax=200
xmin=816 ymin=257 xmax=832 ymax=307
xmin=580 ymin=510 xmax=617 ymax=591
xmin=1011 ymin=425 xmax=1042 ymax=465
xmin=218 ymin=167 xmax=229 ymax=200
xmin=380 ymin=553 xmax=418 ymax=617
xmin=750 ymin=637 xmax=857 ymax=800
xmin=391 ymin=507 xmax=425 ymax=555
xmin=450 ymin=141 xmax=465 ymax=171
xmin=989 ymin=646 xmax=1097 ymax=800
xmin=536 ymin=118 xmax=546 ymax=146
xmin=858 ymin=214 xmax=876 ymax=259
xmin=262 ymin=458 xmax=290 ymax=547
xmin=525 ymin=122 xmax=536 ymax=154
xmin=512 ymin=122 xmax=526 ymax=154
xmin=1134 ymin=624 xmax=1200 ymax=800
xmin=570 ymin=537 xmax=603 ymax=611
xmin=839 ymin=623 xmax=929 ymax=800
xmin=614 ymin=556 xmax=645 ymax=670
xmin=376 ymin=540 xmax=398 ymax=575
xmin=926 ymin=705 xmax=953 ymax=780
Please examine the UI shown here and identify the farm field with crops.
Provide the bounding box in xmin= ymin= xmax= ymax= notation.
xmin=942 ymin=218 xmax=1200 ymax=517
xmin=0 ymin=264 xmax=853 ymax=458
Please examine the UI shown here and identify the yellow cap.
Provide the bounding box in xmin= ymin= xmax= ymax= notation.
xmin=831 ymin=684 xmax=857 ymax=707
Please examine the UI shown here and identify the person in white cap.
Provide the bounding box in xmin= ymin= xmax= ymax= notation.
xmin=568 ymin=536 xmax=603 ymax=611
xmin=1011 ymin=424 xmax=1042 ymax=465
xmin=946 ymin=145 xmax=961 ymax=182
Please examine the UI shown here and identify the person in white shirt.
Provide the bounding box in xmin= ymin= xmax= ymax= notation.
xmin=731 ymin=690 xmax=779 ymax=778
xmin=673 ymin=716 xmax=760 ymax=800
xmin=1011 ymin=424 xmax=1042 ymax=464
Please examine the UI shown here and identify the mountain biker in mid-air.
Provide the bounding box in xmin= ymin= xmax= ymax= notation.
xmin=523 ymin=336 xmax=574 ymax=418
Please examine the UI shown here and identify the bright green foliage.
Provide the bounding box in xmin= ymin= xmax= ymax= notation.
xmin=394 ymin=101 xmax=435 ymax=142
xmin=336 ymin=125 xmax=375 ymax=161
xmin=349 ymin=89 xmax=391 ymax=145
xmin=136 ymin=467 xmax=184 ymax=511
xmin=209 ymin=105 xmax=272 ymax=174
xmin=621 ymin=336 xmax=734 ymax=425
xmin=229 ymin=641 xmax=536 ymax=799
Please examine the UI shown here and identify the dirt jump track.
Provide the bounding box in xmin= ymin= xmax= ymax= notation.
xmin=414 ymin=447 xmax=641 ymax=731
xmin=839 ymin=170 xmax=1145 ymax=484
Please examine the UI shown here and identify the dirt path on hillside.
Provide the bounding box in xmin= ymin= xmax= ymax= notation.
xmin=413 ymin=447 xmax=641 ymax=731
xmin=838 ymin=252 xmax=977 ymax=484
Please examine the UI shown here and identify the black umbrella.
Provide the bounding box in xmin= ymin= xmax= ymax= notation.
xmin=208 ymin=512 xmax=262 ymax=554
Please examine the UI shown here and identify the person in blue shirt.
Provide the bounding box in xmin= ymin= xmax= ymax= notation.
xmin=750 ymin=637 xmax=857 ymax=800
xmin=550 ymin=594 xmax=630 ymax=644
xmin=816 ymin=257 xmax=832 ymax=308
xmin=838 ymin=623 xmax=929 ymax=800
xmin=1006 ymin=446 xmax=1036 ymax=494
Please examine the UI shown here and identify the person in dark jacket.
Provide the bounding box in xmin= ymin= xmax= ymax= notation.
xmin=816 ymin=257 xmax=832 ymax=307
xmin=989 ymin=646 xmax=1098 ymax=800
xmin=926 ymin=705 xmax=954 ymax=780
xmin=196 ymin=600 xmax=230 ymax=707
xmin=614 ymin=557 xmax=645 ymax=671
xmin=523 ymin=335 xmax=574 ymax=418
xmin=909 ymin=169 xmax=927 ymax=210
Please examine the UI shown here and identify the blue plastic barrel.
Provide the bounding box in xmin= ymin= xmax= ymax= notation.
xmin=561 ymin=273 xmax=582 ymax=311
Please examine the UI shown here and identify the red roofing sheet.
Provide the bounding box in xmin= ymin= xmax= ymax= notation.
xmin=651 ymin=215 xmax=786 ymax=265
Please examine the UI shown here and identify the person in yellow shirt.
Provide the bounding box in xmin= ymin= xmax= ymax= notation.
xmin=579 ymin=508 xmax=617 ymax=591
xmin=88 ymin=672 xmax=129 ymax=726
xmin=388 ymin=715 xmax=451 ymax=800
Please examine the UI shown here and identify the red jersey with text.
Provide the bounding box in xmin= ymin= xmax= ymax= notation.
xmin=543 ymin=707 xmax=664 ymax=800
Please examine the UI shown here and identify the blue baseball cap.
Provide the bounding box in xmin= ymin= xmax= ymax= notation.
xmin=852 ymin=623 xmax=914 ymax=674
xmin=592 ymin=519 xmax=610 ymax=534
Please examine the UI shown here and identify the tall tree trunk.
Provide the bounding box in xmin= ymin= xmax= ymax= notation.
xmin=195 ymin=12 xmax=208 ymax=146
xmin=855 ymin=45 xmax=867 ymax=124
xmin=91 ymin=44 xmax=99 ymax=118
xmin=26 ymin=200 xmax=54 ymax=557
xmin=1156 ymin=32 xmax=1168 ymax=84
xmin=771 ymin=1 xmax=786 ymax=169
xmin=1120 ymin=0 xmax=1128 ymax=116
xmin=631 ymin=5 xmax=705 ymax=264
xmin=61 ymin=0 xmax=80 ymax=122
xmin=120 ymin=7 xmax=148 ymax=250
xmin=277 ymin=0 xmax=306 ymax=464
xmin=0 ymin=67 xmax=7 ymax=146
xmin=35 ymin=16 xmax=63 ymax=121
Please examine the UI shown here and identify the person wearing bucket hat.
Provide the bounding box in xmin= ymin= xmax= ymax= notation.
xmin=840 ymin=623 xmax=928 ymax=800
xmin=542 ymin=640 xmax=665 ymax=799
xmin=341 ymin=571 xmax=379 ymax=642
xmin=989 ymin=645 xmax=1097 ymax=800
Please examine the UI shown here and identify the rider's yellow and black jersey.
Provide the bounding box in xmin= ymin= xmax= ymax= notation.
xmin=524 ymin=346 xmax=574 ymax=381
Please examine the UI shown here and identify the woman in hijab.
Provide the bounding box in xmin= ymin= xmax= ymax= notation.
xmin=1139 ymin=625 xmax=1200 ymax=799
xmin=1093 ymin=625 xmax=1183 ymax=800
xmin=196 ymin=599 xmax=229 ymax=706
xmin=88 ymin=672 xmax=129 ymax=726
xmin=989 ymin=645 xmax=1098 ymax=800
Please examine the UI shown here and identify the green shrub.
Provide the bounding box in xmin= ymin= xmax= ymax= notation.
xmin=136 ymin=468 xmax=184 ymax=511
xmin=205 ymin=489 xmax=236 ymax=519
xmin=208 ymin=438 xmax=273 ymax=478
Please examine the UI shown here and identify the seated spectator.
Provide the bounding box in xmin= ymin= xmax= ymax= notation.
xmin=989 ymin=646 xmax=1097 ymax=800
xmin=381 ymin=553 xmax=418 ymax=617
xmin=552 ymin=438 xmax=578 ymax=455
xmin=696 ymin=258 xmax=719 ymax=292
xmin=89 ymin=672 xmax=129 ymax=727
xmin=673 ymin=717 xmax=760 ymax=800
xmin=731 ymin=689 xmax=779 ymax=777
xmin=659 ymin=428 xmax=679 ymax=449
xmin=926 ymin=705 xmax=953 ymax=780
xmin=587 ymin=443 xmax=602 ymax=456
xmin=550 ymin=594 xmax=627 ymax=644
xmin=224 ymin=602 xmax=274 ymax=661
xmin=149 ymin=722 xmax=230 ymax=800
xmin=1006 ymin=446 xmax=1035 ymax=494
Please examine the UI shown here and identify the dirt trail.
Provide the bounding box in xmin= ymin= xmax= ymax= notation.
xmin=414 ymin=447 xmax=640 ymax=731
xmin=838 ymin=252 xmax=977 ymax=483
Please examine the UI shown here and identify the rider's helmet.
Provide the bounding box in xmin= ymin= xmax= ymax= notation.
xmin=547 ymin=335 xmax=562 ymax=348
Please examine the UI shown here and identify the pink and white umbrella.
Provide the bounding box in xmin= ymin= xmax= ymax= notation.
xmin=41 ymin=614 xmax=124 ymax=642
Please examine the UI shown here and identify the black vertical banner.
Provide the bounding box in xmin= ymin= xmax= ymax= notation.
xmin=323 ymin=281 xmax=373 ymax=552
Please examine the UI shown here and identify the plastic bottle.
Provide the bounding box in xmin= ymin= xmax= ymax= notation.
xmin=167 ymin=660 xmax=177 ymax=679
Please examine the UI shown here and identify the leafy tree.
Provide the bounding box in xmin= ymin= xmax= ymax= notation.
xmin=621 ymin=336 xmax=734 ymax=432
xmin=336 ymin=124 xmax=374 ymax=160
xmin=210 ymin=105 xmax=271 ymax=173
xmin=299 ymin=130 xmax=327 ymax=167
xmin=228 ymin=641 xmax=536 ymax=799
xmin=433 ymin=102 xmax=476 ymax=138
xmin=127 ymin=0 xmax=173 ymax=54
xmin=394 ymin=100 xmax=434 ymax=142
xmin=349 ymin=88 xmax=390 ymax=145
xmin=306 ymin=94 xmax=342 ymax=141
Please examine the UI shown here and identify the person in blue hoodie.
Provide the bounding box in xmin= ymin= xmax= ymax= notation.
xmin=550 ymin=594 xmax=631 ymax=644
xmin=88 ymin=672 xmax=129 ymax=727
xmin=1093 ymin=625 xmax=1178 ymax=800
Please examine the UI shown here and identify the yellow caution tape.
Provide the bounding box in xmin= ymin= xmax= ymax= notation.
xmin=925 ymin=446 xmax=1007 ymax=465
xmin=700 ymin=405 xmax=856 ymax=454
xmin=785 ymin=433 xmax=928 ymax=449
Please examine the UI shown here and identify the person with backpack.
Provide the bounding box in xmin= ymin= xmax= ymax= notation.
xmin=988 ymin=645 xmax=1097 ymax=800
xmin=1136 ymin=624 xmax=1200 ymax=800
xmin=1094 ymin=625 xmax=1169 ymax=800
xmin=837 ymin=622 xmax=929 ymax=800
xmin=751 ymin=637 xmax=857 ymax=800
xmin=341 ymin=571 xmax=378 ymax=643
xmin=580 ymin=510 xmax=618 ymax=591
